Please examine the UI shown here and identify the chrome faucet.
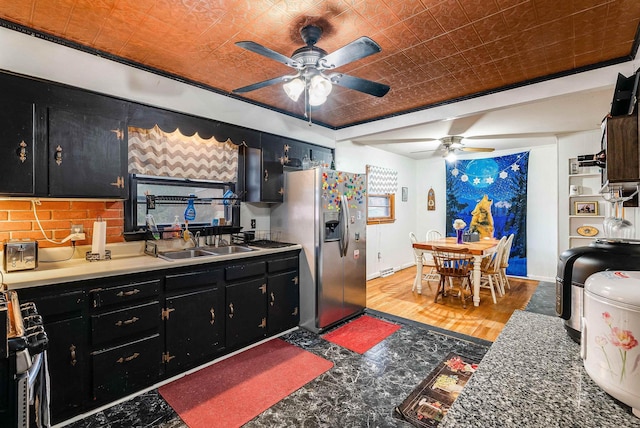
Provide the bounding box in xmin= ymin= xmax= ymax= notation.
xmin=190 ymin=231 xmax=201 ymax=248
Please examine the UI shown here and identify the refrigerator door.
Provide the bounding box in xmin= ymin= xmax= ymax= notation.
xmin=318 ymin=169 xmax=348 ymax=329
xmin=340 ymin=172 xmax=367 ymax=318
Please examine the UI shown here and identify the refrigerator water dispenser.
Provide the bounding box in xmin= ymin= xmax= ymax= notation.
xmin=324 ymin=212 xmax=341 ymax=241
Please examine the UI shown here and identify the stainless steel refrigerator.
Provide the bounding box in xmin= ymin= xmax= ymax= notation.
xmin=271 ymin=168 xmax=367 ymax=333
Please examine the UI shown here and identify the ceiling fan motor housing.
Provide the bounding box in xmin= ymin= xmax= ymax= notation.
xmin=300 ymin=25 xmax=323 ymax=46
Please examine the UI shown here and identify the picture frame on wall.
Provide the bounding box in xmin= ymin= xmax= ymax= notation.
xmin=402 ymin=187 xmax=408 ymax=202
xmin=574 ymin=201 xmax=599 ymax=215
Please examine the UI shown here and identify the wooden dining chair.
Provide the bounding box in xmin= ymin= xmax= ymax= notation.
xmin=499 ymin=234 xmax=514 ymax=291
xmin=409 ymin=232 xmax=436 ymax=292
xmin=431 ymin=246 xmax=474 ymax=308
xmin=479 ymin=236 xmax=507 ymax=303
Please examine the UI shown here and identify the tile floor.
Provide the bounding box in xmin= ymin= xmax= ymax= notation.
xmin=65 ymin=283 xmax=555 ymax=428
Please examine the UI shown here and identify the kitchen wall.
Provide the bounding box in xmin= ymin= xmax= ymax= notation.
xmin=0 ymin=200 xmax=124 ymax=248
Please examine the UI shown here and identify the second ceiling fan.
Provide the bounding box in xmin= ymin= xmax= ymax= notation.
xmin=232 ymin=24 xmax=390 ymax=108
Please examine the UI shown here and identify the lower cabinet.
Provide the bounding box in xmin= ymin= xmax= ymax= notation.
xmin=164 ymin=269 xmax=225 ymax=374
xmin=14 ymin=250 xmax=299 ymax=424
xmin=91 ymin=334 xmax=163 ymax=402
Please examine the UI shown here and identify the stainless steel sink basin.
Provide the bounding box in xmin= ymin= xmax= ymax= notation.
xmin=157 ymin=248 xmax=218 ymax=261
xmin=204 ymin=245 xmax=255 ymax=255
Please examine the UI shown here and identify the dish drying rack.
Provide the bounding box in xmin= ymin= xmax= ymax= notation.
xmin=143 ymin=194 xmax=242 ymax=212
xmin=232 ymin=230 xmax=282 ymax=245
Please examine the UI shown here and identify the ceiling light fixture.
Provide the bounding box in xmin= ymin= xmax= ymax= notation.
xmin=284 ymin=74 xmax=333 ymax=106
xmin=445 ymin=150 xmax=457 ymax=162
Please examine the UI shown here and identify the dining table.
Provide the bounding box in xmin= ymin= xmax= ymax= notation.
xmin=412 ymin=237 xmax=500 ymax=306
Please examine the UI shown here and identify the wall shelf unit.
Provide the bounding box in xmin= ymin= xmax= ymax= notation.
xmin=567 ymin=158 xmax=604 ymax=249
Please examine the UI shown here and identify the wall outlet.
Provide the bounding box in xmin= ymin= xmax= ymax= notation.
xmin=70 ymin=233 xmax=86 ymax=241
xmin=71 ymin=224 xmax=84 ymax=234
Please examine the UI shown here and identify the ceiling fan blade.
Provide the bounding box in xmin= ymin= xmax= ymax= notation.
xmin=235 ymin=41 xmax=301 ymax=68
xmin=460 ymin=147 xmax=495 ymax=152
xmin=465 ymin=132 xmax=566 ymax=140
xmin=318 ymin=36 xmax=382 ymax=70
xmin=329 ymin=73 xmax=390 ymax=97
xmin=232 ymin=75 xmax=292 ymax=94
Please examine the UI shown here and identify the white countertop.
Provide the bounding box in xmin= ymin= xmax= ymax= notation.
xmin=1 ymin=241 xmax=301 ymax=290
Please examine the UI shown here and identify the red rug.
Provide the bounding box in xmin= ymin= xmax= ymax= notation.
xmin=322 ymin=315 xmax=401 ymax=354
xmin=159 ymin=339 xmax=333 ymax=428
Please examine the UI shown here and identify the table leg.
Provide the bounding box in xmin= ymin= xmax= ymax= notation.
xmin=472 ymin=255 xmax=482 ymax=306
xmin=413 ymin=250 xmax=423 ymax=294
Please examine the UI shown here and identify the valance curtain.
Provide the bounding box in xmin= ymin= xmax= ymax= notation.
xmin=366 ymin=165 xmax=398 ymax=194
xmin=128 ymin=125 xmax=239 ymax=182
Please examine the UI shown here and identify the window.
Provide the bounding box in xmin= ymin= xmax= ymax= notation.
xmin=367 ymin=194 xmax=395 ymax=224
xmin=124 ymin=175 xmax=238 ymax=236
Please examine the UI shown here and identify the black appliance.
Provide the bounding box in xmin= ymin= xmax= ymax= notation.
xmin=556 ymin=239 xmax=640 ymax=343
xmin=0 ymin=290 xmax=49 ymax=427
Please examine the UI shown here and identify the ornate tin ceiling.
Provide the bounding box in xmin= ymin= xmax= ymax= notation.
xmin=0 ymin=0 xmax=638 ymax=128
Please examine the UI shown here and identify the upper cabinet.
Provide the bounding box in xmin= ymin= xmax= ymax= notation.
xmin=0 ymin=99 xmax=35 ymax=195
xmin=48 ymin=108 xmax=127 ymax=198
xmin=0 ymin=72 xmax=129 ymax=198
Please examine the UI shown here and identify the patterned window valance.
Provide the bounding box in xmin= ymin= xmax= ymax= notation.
xmin=366 ymin=165 xmax=398 ymax=194
xmin=128 ymin=125 xmax=238 ymax=182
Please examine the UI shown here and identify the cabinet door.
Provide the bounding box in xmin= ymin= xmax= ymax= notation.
xmin=226 ymin=278 xmax=267 ymax=349
xmin=261 ymin=138 xmax=284 ymax=202
xmin=92 ymin=334 xmax=162 ymax=403
xmin=267 ymin=270 xmax=300 ymax=335
xmin=0 ymin=99 xmax=35 ymax=195
xmin=48 ymin=108 xmax=127 ymax=198
xmin=245 ymin=146 xmax=283 ymax=203
xmin=46 ymin=316 xmax=88 ymax=423
xmin=165 ymin=287 xmax=225 ymax=374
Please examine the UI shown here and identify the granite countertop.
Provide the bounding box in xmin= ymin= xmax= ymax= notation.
xmin=1 ymin=242 xmax=301 ymax=290
xmin=441 ymin=310 xmax=640 ymax=428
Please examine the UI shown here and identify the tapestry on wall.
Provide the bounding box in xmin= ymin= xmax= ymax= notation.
xmin=128 ymin=125 xmax=239 ymax=182
xmin=445 ymin=151 xmax=529 ymax=276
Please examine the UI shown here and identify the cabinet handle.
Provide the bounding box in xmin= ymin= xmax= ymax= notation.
xmin=292 ymin=276 xmax=299 ymax=285
xmin=278 ymin=187 xmax=284 ymax=196
xmin=210 ymin=308 xmax=215 ymax=325
xmin=110 ymin=176 xmax=125 ymax=188
xmin=17 ymin=141 xmax=27 ymax=163
xmin=111 ymin=128 xmax=124 ymax=140
xmin=259 ymin=283 xmax=267 ymax=294
xmin=116 ymin=288 xmax=140 ymax=297
xmin=270 ymin=292 xmax=275 ymax=306
xmin=228 ymin=302 xmax=234 ymax=319
xmin=70 ymin=344 xmax=77 ymax=366
xmin=162 ymin=307 xmax=175 ymax=320
xmin=116 ymin=352 xmax=140 ymax=363
xmin=115 ymin=316 xmax=139 ymax=327
xmin=264 ymin=169 xmax=269 ymax=181
xmin=258 ymin=317 xmax=266 ymax=328
xmin=55 ymin=145 xmax=63 ymax=166
xmin=292 ymin=307 xmax=298 ymax=316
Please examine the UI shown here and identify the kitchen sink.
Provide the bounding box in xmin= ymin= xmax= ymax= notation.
xmin=204 ymin=245 xmax=256 ymax=255
xmin=157 ymin=248 xmax=218 ymax=261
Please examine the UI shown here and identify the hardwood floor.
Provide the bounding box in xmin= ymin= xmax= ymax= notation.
xmin=366 ymin=266 xmax=539 ymax=342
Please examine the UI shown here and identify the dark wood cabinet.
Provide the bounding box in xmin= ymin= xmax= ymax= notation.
xmin=48 ymin=108 xmax=128 ymax=198
xmin=13 ymin=250 xmax=299 ymax=424
xmin=267 ymin=256 xmax=299 ymax=334
xmin=17 ymin=288 xmax=87 ymax=423
xmin=600 ymin=112 xmax=640 ymax=206
xmin=245 ymin=146 xmax=284 ymax=203
xmin=225 ymin=260 xmax=268 ymax=349
xmin=164 ymin=269 xmax=225 ymax=374
xmin=0 ymin=99 xmax=35 ymax=195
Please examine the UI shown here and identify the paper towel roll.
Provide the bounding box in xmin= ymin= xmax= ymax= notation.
xmin=92 ymin=220 xmax=107 ymax=258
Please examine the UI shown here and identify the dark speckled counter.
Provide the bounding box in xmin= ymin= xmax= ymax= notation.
xmin=441 ymin=310 xmax=640 ymax=428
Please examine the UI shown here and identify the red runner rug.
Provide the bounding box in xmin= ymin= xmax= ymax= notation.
xmin=322 ymin=315 xmax=401 ymax=354
xmin=159 ymin=338 xmax=333 ymax=428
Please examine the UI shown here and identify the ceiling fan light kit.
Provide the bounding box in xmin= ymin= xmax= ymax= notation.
xmin=232 ymin=24 xmax=390 ymax=121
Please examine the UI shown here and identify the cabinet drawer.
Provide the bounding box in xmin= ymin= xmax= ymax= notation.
xmin=91 ymin=301 xmax=160 ymax=346
xmin=267 ymin=256 xmax=298 ymax=273
xmin=92 ymin=334 xmax=162 ymax=403
xmin=165 ymin=269 xmax=223 ymax=291
xmin=91 ymin=279 xmax=160 ymax=308
xmin=22 ymin=289 xmax=85 ymax=319
xmin=226 ymin=261 xmax=266 ymax=281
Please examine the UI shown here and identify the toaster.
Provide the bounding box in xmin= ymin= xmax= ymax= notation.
xmin=3 ymin=239 xmax=38 ymax=272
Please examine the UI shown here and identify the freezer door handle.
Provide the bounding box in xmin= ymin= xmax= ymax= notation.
xmin=340 ymin=195 xmax=350 ymax=257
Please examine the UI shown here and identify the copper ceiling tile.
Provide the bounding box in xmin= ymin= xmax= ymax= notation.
xmin=500 ymin=2 xmax=537 ymax=33
xmin=472 ymin=13 xmax=508 ymax=44
xmin=380 ymin=0 xmax=428 ymax=20
xmin=460 ymin=0 xmax=500 ymax=22
xmin=428 ymin=0 xmax=470 ymax=33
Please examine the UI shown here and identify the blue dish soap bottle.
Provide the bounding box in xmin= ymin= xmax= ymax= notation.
xmin=184 ymin=194 xmax=196 ymax=222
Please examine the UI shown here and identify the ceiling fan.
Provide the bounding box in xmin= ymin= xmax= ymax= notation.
xmin=232 ymin=25 xmax=390 ymax=110
xmin=412 ymin=136 xmax=495 ymax=156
